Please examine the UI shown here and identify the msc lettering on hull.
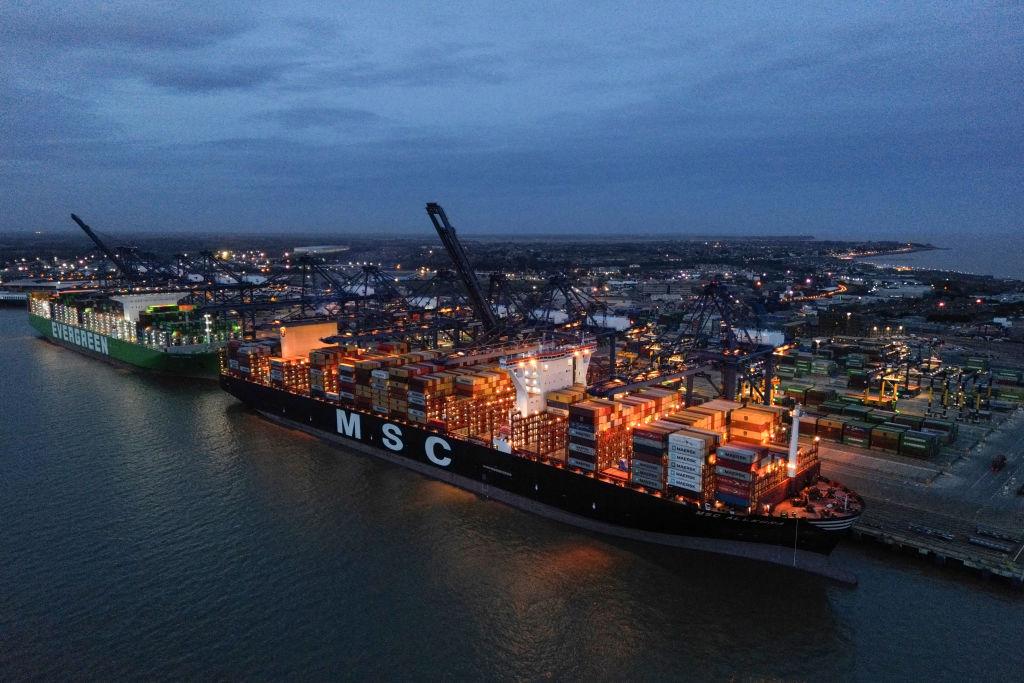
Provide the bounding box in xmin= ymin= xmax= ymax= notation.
xmin=335 ymin=408 xmax=452 ymax=467
xmin=51 ymin=321 xmax=109 ymax=355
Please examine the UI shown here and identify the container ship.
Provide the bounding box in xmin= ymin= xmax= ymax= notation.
xmin=28 ymin=290 xmax=241 ymax=378
xmin=220 ymin=321 xmax=863 ymax=582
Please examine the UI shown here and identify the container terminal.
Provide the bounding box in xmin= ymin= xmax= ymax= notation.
xmin=8 ymin=207 xmax=1024 ymax=586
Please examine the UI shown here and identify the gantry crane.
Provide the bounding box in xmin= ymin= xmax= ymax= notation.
xmin=426 ymin=203 xmax=500 ymax=333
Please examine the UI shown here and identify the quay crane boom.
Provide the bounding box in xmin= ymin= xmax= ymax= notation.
xmin=70 ymin=213 xmax=134 ymax=280
xmin=426 ymin=202 xmax=500 ymax=333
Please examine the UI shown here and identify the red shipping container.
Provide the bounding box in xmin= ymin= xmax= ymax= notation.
xmin=716 ymin=479 xmax=753 ymax=497
xmin=715 ymin=458 xmax=755 ymax=472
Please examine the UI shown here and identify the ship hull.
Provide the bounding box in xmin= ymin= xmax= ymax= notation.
xmin=221 ymin=374 xmax=859 ymax=583
xmin=29 ymin=313 xmax=219 ymax=379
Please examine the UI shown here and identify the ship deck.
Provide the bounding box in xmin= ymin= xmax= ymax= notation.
xmin=774 ymin=478 xmax=863 ymax=520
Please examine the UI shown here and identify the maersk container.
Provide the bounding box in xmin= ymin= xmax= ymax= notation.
xmin=568 ymin=456 xmax=596 ymax=471
xmin=716 ymin=445 xmax=761 ymax=465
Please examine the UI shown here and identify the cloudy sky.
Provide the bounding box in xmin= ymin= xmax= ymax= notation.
xmin=1 ymin=2 xmax=1021 ymax=236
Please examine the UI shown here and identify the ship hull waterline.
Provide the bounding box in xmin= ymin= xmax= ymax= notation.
xmin=222 ymin=375 xmax=859 ymax=584
xmin=29 ymin=313 xmax=220 ymax=379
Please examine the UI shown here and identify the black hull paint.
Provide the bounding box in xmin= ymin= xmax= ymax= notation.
xmin=221 ymin=375 xmax=858 ymax=582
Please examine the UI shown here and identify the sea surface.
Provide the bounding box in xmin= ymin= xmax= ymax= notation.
xmin=859 ymin=232 xmax=1024 ymax=280
xmin=1 ymin=309 xmax=1020 ymax=680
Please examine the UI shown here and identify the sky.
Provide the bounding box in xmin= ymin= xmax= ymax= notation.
xmin=1 ymin=1 xmax=1021 ymax=237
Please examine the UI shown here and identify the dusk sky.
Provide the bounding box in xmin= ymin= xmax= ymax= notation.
xmin=2 ymin=2 xmax=1021 ymax=237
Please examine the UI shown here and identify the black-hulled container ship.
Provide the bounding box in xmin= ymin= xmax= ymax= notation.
xmin=220 ymin=325 xmax=863 ymax=582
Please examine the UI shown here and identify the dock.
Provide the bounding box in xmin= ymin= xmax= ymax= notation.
xmin=852 ymin=499 xmax=1024 ymax=587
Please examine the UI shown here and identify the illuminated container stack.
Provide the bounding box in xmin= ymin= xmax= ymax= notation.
xmin=666 ymin=428 xmax=719 ymax=500
xmin=387 ymin=360 xmax=444 ymax=421
xmin=309 ymin=347 xmax=348 ymax=399
xmin=567 ymin=399 xmax=620 ymax=472
xmin=728 ymin=406 xmax=778 ymax=446
xmin=630 ymin=420 xmax=681 ymax=491
xmin=444 ymin=368 xmax=515 ymax=440
xmin=233 ymin=342 xmax=274 ymax=383
xmin=353 ymin=354 xmax=402 ymax=412
xmin=544 ymin=385 xmax=588 ymax=411
xmin=408 ymin=372 xmax=457 ymax=425
xmin=751 ymin=446 xmax=795 ymax=509
xmin=714 ymin=444 xmax=763 ymax=509
xmin=270 ymin=357 xmax=310 ymax=393
xmin=510 ymin=410 xmax=568 ymax=460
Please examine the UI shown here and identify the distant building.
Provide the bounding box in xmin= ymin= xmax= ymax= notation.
xmin=292 ymin=245 xmax=350 ymax=255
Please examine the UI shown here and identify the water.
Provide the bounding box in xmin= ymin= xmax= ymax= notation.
xmin=859 ymin=232 xmax=1024 ymax=280
xmin=1 ymin=309 xmax=1020 ymax=680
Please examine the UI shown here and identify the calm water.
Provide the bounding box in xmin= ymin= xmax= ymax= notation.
xmin=1 ymin=310 xmax=1020 ymax=680
xmin=859 ymin=232 xmax=1024 ymax=280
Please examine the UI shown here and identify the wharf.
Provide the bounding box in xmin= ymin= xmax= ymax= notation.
xmin=852 ymin=499 xmax=1024 ymax=587
xmin=818 ymin=407 xmax=1024 ymax=588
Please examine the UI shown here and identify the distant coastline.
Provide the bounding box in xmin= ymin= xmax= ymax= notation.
xmin=847 ymin=244 xmax=941 ymax=261
xmin=855 ymin=239 xmax=1024 ymax=281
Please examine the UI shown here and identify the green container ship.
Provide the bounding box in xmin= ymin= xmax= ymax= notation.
xmin=28 ymin=291 xmax=241 ymax=378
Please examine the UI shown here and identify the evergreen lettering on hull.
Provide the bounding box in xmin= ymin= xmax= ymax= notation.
xmin=51 ymin=321 xmax=109 ymax=355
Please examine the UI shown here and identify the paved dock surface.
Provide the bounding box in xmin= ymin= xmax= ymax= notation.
xmin=818 ymin=408 xmax=1024 ymax=584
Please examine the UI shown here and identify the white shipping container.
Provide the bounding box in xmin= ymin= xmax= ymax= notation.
xmin=716 ymin=446 xmax=760 ymax=465
xmin=667 ymin=475 xmax=702 ymax=491
xmin=668 ymin=453 xmax=703 ymax=465
xmin=668 ymin=445 xmax=705 ymax=458
xmin=668 ymin=462 xmax=702 ymax=475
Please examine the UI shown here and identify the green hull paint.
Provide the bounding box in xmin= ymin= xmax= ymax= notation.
xmin=29 ymin=313 xmax=220 ymax=378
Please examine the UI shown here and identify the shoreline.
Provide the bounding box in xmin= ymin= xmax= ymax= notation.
xmin=847 ymin=244 xmax=943 ymax=261
xmin=853 ymin=245 xmax=1023 ymax=282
